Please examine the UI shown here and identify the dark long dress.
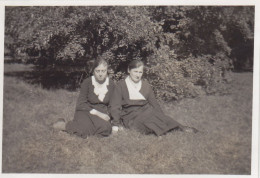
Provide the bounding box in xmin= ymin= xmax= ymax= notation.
xmin=110 ymin=79 xmax=182 ymax=136
xmin=65 ymin=77 xmax=115 ymax=138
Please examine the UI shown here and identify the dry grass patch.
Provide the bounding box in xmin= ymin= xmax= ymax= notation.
xmin=2 ymin=65 xmax=252 ymax=174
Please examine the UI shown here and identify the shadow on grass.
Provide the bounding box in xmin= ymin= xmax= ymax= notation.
xmin=4 ymin=68 xmax=87 ymax=91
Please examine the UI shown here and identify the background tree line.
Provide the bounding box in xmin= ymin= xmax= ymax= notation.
xmin=4 ymin=6 xmax=254 ymax=101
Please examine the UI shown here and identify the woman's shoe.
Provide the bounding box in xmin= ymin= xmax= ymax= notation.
xmin=53 ymin=118 xmax=66 ymax=131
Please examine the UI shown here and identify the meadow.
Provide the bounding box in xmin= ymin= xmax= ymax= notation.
xmin=2 ymin=63 xmax=253 ymax=174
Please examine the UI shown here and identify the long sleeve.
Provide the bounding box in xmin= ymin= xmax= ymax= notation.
xmin=147 ymin=84 xmax=164 ymax=113
xmin=75 ymin=79 xmax=92 ymax=111
xmin=109 ymin=83 xmax=123 ymax=126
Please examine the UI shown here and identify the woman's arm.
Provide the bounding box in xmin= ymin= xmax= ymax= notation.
xmin=90 ymin=109 xmax=110 ymax=121
xmin=109 ymin=82 xmax=123 ymax=126
xmin=147 ymin=83 xmax=164 ymax=113
xmin=75 ymin=79 xmax=93 ymax=111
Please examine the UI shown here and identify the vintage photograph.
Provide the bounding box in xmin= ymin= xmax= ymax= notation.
xmin=1 ymin=3 xmax=257 ymax=176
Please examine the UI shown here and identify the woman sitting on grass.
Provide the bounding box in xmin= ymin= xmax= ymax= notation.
xmin=110 ymin=60 xmax=198 ymax=136
xmin=54 ymin=58 xmax=115 ymax=138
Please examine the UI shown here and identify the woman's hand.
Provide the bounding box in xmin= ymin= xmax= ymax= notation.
xmin=112 ymin=126 xmax=124 ymax=134
xmin=98 ymin=113 xmax=110 ymax=121
xmin=90 ymin=109 xmax=110 ymax=121
xmin=112 ymin=126 xmax=119 ymax=133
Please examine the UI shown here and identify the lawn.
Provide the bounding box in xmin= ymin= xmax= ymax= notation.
xmin=2 ymin=63 xmax=253 ymax=174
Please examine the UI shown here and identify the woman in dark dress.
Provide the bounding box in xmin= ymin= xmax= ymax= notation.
xmin=54 ymin=58 xmax=115 ymax=138
xmin=110 ymin=60 xmax=198 ymax=136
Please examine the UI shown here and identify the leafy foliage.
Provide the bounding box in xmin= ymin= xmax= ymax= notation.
xmin=4 ymin=6 xmax=254 ymax=100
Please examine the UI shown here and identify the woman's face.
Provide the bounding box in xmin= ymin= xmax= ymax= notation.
xmin=94 ymin=63 xmax=108 ymax=84
xmin=128 ymin=65 xmax=144 ymax=83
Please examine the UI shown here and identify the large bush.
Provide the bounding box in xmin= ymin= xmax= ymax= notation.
xmin=4 ymin=6 xmax=254 ymax=100
xmin=146 ymin=52 xmax=233 ymax=101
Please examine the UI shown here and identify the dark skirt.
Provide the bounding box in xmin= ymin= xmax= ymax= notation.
xmin=65 ymin=110 xmax=112 ymax=138
xmin=122 ymin=105 xmax=182 ymax=136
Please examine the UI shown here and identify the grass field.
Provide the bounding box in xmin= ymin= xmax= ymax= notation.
xmin=2 ymin=63 xmax=253 ymax=174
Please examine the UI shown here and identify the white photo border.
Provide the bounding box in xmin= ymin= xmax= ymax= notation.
xmin=0 ymin=1 xmax=259 ymax=178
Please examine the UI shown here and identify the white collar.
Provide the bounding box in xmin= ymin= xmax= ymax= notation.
xmin=125 ymin=76 xmax=145 ymax=100
xmin=91 ymin=76 xmax=109 ymax=102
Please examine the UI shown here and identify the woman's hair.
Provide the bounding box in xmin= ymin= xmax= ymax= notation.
xmin=128 ymin=60 xmax=144 ymax=71
xmin=91 ymin=57 xmax=108 ymax=74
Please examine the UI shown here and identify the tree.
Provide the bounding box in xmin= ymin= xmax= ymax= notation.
xmin=4 ymin=6 xmax=254 ymax=100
